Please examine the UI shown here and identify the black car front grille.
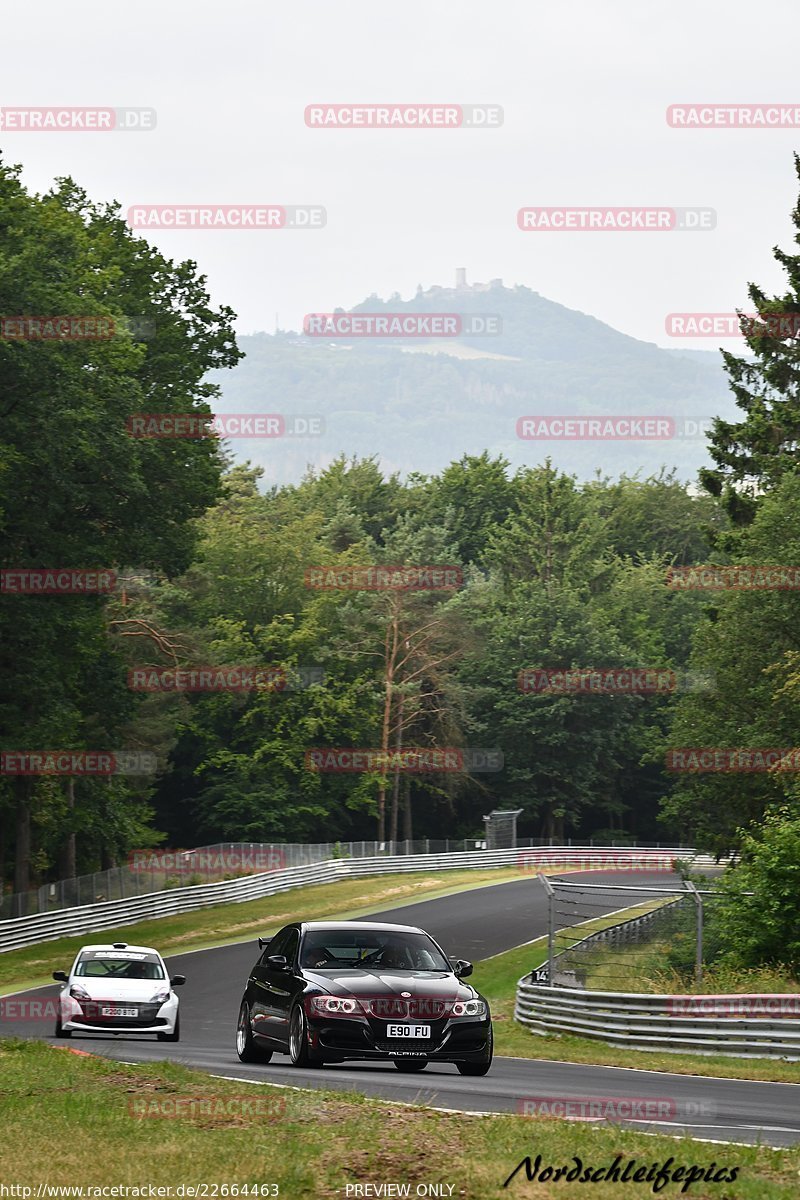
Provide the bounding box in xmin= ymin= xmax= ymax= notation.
xmin=363 ymin=998 xmax=450 ymax=1020
xmin=374 ymin=1040 xmax=437 ymax=1053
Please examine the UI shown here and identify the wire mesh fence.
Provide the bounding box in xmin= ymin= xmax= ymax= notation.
xmin=535 ymin=875 xmax=724 ymax=990
xmin=0 ymin=836 xmax=695 ymax=919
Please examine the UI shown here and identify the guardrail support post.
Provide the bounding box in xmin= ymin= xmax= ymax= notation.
xmin=538 ymin=873 xmax=556 ymax=985
xmin=684 ymin=880 xmax=704 ymax=985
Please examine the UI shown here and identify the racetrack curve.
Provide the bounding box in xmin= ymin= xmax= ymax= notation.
xmin=3 ymin=870 xmax=799 ymax=1147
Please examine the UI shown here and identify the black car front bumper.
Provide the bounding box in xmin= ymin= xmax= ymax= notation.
xmin=308 ymin=1015 xmax=491 ymax=1062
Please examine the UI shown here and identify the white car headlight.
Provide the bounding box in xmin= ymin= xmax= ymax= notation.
xmin=451 ymin=999 xmax=487 ymax=1019
xmin=308 ymin=995 xmax=365 ymax=1017
xmin=150 ymin=989 xmax=171 ymax=1005
xmin=69 ymin=984 xmax=91 ymax=1002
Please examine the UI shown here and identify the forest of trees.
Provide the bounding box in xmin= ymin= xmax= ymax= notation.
xmin=3 ymin=154 xmax=800 ymax=895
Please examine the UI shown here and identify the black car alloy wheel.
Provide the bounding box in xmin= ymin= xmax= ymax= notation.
xmin=289 ymin=1003 xmax=322 ymax=1067
xmin=236 ymin=1000 xmax=273 ymax=1063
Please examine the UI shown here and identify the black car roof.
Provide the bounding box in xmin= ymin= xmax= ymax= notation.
xmin=300 ymin=920 xmax=426 ymax=934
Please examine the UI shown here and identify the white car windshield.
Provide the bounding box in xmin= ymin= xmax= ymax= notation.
xmin=74 ymin=951 xmax=165 ymax=980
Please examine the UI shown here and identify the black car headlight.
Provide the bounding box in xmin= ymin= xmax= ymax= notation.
xmin=69 ymin=984 xmax=91 ymax=1002
xmin=307 ymin=995 xmax=366 ymax=1017
xmin=451 ymin=999 xmax=487 ymax=1018
xmin=150 ymin=989 xmax=171 ymax=1005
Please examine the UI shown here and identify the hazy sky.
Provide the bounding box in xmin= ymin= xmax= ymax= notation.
xmin=4 ymin=1 xmax=800 ymax=349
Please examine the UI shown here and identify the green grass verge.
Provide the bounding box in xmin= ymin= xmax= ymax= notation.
xmin=2 ymin=1040 xmax=799 ymax=1198
xmin=0 ymin=867 xmax=527 ymax=993
xmin=581 ymin=939 xmax=800 ymax=996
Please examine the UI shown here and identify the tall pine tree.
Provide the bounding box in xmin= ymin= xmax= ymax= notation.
xmin=701 ymin=155 xmax=800 ymax=526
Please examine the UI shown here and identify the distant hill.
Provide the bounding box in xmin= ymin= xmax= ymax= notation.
xmin=209 ymin=278 xmax=738 ymax=485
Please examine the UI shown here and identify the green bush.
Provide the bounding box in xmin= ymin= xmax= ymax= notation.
xmin=713 ymin=809 xmax=800 ymax=974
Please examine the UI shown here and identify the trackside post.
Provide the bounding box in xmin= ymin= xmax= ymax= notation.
xmin=538 ymin=873 xmax=556 ymax=985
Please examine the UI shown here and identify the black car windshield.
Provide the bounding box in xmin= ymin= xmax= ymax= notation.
xmin=74 ymin=951 xmax=165 ymax=980
xmin=300 ymin=928 xmax=450 ymax=971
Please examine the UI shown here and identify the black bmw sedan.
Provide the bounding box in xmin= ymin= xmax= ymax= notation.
xmin=235 ymin=920 xmax=492 ymax=1074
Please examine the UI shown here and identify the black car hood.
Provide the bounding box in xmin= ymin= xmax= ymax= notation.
xmin=303 ymin=968 xmax=477 ymax=1002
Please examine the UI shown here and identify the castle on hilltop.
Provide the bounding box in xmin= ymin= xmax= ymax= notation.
xmin=455 ymin=267 xmax=504 ymax=292
xmin=420 ymin=269 xmax=505 ymax=296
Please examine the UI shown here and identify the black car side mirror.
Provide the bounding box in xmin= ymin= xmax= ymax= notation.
xmin=454 ymin=959 xmax=473 ymax=978
xmin=52 ymin=970 xmax=68 ymax=983
xmin=170 ymin=975 xmax=186 ymax=987
xmin=266 ymin=954 xmax=290 ymax=972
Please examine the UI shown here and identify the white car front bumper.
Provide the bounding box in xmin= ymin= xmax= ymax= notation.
xmin=60 ymin=992 xmax=179 ymax=1035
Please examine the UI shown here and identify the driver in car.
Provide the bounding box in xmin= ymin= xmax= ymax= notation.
xmin=375 ymin=939 xmax=410 ymax=969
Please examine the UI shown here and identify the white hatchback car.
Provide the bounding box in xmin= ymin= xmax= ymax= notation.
xmin=53 ymin=942 xmax=184 ymax=1041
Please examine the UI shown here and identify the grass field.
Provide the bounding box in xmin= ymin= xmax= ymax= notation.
xmin=580 ymin=940 xmax=800 ymax=997
xmin=2 ymin=1040 xmax=799 ymax=1199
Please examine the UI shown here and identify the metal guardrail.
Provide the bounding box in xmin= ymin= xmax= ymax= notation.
xmin=1 ymin=836 xmax=697 ymax=919
xmin=515 ymin=896 xmax=800 ymax=1060
xmin=0 ymin=847 xmax=705 ymax=953
xmin=514 ymin=979 xmax=800 ymax=1059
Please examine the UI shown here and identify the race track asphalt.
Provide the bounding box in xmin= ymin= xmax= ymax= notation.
xmin=3 ymin=869 xmax=799 ymax=1147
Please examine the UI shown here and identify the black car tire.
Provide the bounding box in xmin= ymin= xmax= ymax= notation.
xmin=456 ymin=1026 xmax=493 ymax=1076
xmin=157 ymin=1012 xmax=180 ymax=1043
xmin=393 ymin=1059 xmax=428 ymax=1072
xmin=456 ymin=1059 xmax=491 ymax=1076
xmin=289 ymin=1003 xmax=322 ymax=1067
xmin=54 ymin=1014 xmax=71 ymax=1039
xmin=236 ymin=1001 xmax=273 ymax=1063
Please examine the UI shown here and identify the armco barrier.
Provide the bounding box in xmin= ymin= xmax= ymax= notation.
xmin=514 ymin=978 xmax=800 ymax=1059
xmin=0 ymin=847 xmax=707 ymax=953
xmin=3 ymin=837 xmax=698 ymax=920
